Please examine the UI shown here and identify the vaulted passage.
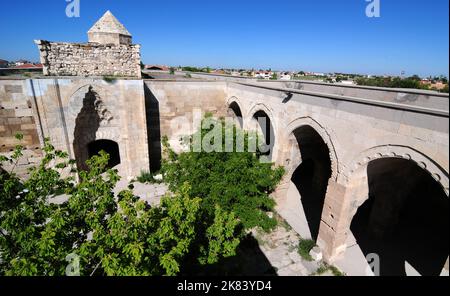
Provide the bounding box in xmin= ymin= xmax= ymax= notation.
xmin=290 ymin=126 xmax=332 ymax=240
xmin=228 ymin=101 xmax=243 ymax=128
xmin=351 ymin=158 xmax=449 ymax=276
xmin=87 ymin=139 xmax=121 ymax=169
xmin=252 ymin=110 xmax=275 ymax=160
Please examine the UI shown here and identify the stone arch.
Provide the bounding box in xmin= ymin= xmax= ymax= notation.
xmin=92 ymin=129 xmax=121 ymax=143
xmin=70 ymin=85 xmax=120 ymax=171
xmin=344 ymin=155 xmax=449 ymax=275
xmin=277 ymin=116 xmax=339 ymax=240
xmin=341 ymin=145 xmax=449 ymax=197
xmin=226 ymin=96 xmax=246 ymax=114
xmin=323 ymin=145 xmax=449 ymax=275
xmin=246 ymin=103 xmax=278 ymax=162
xmin=226 ymin=96 xmax=244 ymax=128
xmin=284 ymin=117 xmax=339 ymax=182
xmin=245 ymin=103 xmax=276 ymax=127
xmin=87 ymin=139 xmax=121 ymax=169
xmin=337 ymin=145 xmax=449 ymax=254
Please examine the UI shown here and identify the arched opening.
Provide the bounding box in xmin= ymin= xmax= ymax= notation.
xmin=251 ymin=110 xmax=275 ymax=160
xmin=87 ymin=139 xmax=121 ymax=169
xmin=289 ymin=126 xmax=332 ymax=240
xmin=227 ymin=101 xmax=243 ymax=128
xmin=350 ymin=158 xmax=449 ymax=276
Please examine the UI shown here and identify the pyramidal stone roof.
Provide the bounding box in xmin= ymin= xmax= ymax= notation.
xmin=88 ymin=11 xmax=131 ymax=36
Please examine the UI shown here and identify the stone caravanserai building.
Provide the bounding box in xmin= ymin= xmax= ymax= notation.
xmin=0 ymin=11 xmax=449 ymax=276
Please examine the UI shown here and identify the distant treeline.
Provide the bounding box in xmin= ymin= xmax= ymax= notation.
xmin=182 ymin=66 xmax=211 ymax=73
xmin=355 ymin=76 xmax=449 ymax=93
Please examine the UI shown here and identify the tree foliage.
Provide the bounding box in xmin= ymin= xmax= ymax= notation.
xmin=1 ymin=116 xmax=285 ymax=275
xmin=161 ymin=117 xmax=285 ymax=232
xmin=0 ymin=137 xmax=243 ymax=276
xmin=355 ymin=76 xmax=428 ymax=89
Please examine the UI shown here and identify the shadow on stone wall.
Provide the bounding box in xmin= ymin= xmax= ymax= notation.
xmin=73 ymin=88 xmax=101 ymax=171
xmin=144 ymin=83 xmax=162 ymax=173
xmin=290 ymin=126 xmax=332 ymax=241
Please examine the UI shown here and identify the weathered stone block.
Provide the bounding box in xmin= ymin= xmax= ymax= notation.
xmin=4 ymin=85 xmax=23 ymax=94
xmin=309 ymin=247 xmax=323 ymax=261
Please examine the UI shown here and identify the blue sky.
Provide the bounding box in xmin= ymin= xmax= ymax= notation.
xmin=0 ymin=0 xmax=448 ymax=77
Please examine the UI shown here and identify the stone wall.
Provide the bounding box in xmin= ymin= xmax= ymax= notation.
xmin=225 ymin=82 xmax=449 ymax=265
xmin=1 ymin=76 xmax=448 ymax=273
xmin=143 ymin=80 xmax=228 ymax=159
xmin=35 ymin=40 xmax=141 ymax=78
xmin=254 ymin=80 xmax=450 ymax=110
xmin=25 ymin=78 xmax=149 ymax=179
xmin=0 ymin=79 xmax=42 ymax=178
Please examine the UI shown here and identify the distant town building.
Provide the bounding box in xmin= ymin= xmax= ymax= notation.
xmin=254 ymin=71 xmax=273 ymax=79
xmin=420 ymin=79 xmax=447 ymax=90
xmin=0 ymin=59 xmax=8 ymax=68
xmin=280 ymin=72 xmax=292 ymax=80
xmin=14 ymin=59 xmax=30 ymax=66
xmin=9 ymin=63 xmax=43 ymax=70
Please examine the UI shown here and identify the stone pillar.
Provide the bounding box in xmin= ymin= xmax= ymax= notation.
xmin=273 ymin=177 xmax=291 ymax=210
xmin=316 ymin=181 xmax=350 ymax=261
xmin=273 ymin=134 xmax=299 ymax=211
xmin=317 ymin=171 xmax=369 ymax=262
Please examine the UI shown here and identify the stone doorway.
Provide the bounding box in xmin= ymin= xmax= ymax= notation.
xmin=87 ymin=139 xmax=121 ymax=169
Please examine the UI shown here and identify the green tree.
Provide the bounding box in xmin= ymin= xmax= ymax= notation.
xmin=0 ymin=137 xmax=241 ymax=276
xmin=161 ymin=117 xmax=285 ymax=232
xmin=409 ymin=74 xmax=421 ymax=81
xmin=0 ymin=137 xmax=77 ymax=275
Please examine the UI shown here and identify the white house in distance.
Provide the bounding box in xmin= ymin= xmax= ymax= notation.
xmin=280 ymin=72 xmax=292 ymax=80
xmin=254 ymin=70 xmax=273 ymax=79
